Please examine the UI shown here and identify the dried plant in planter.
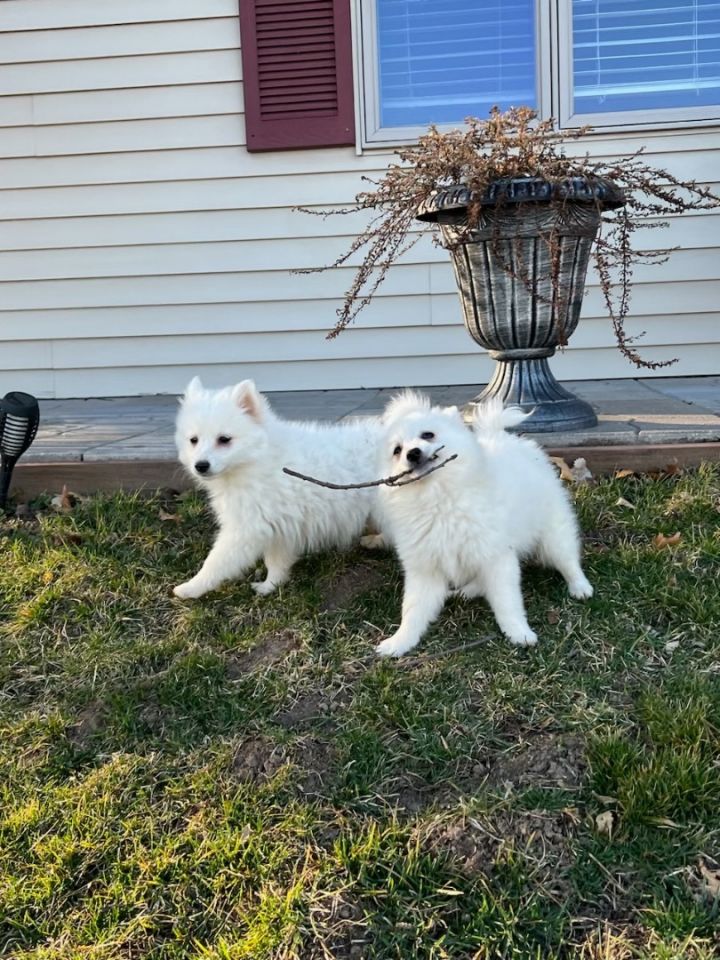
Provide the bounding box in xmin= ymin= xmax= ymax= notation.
xmin=299 ymin=108 xmax=719 ymax=372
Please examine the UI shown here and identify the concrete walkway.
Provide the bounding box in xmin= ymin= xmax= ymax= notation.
xmin=28 ymin=376 xmax=720 ymax=462
xmin=12 ymin=376 xmax=720 ymax=495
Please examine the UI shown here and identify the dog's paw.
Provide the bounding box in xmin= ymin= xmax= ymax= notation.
xmin=507 ymin=627 xmax=538 ymax=648
xmin=251 ymin=580 xmax=276 ymax=597
xmin=375 ymin=633 xmax=418 ymax=658
xmin=568 ymin=576 xmax=593 ymax=600
xmin=458 ymin=581 xmax=483 ymax=600
xmin=360 ymin=533 xmax=386 ymax=551
xmin=173 ymin=581 xmax=203 ymax=600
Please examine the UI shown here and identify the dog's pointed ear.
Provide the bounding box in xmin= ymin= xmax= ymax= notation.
xmin=231 ymin=379 xmax=266 ymax=422
xmin=181 ymin=376 xmax=203 ymax=402
xmin=382 ymin=390 xmax=430 ymax=424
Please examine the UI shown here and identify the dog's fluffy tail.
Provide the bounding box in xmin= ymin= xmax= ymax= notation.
xmin=471 ymin=399 xmax=530 ymax=434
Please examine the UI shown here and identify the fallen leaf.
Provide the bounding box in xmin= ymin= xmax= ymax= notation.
xmin=42 ymin=570 xmax=54 ymax=585
xmin=698 ymin=857 xmax=720 ymax=900
xmin=653 ymin=532 xmax=682 ymax=550
xmin=615 ymin=497 xmax=636 ymax=510
xmin=159 ymin=509 xmax=180 ymax=523
xmin=550 ymin=456 xmax=574 ymax=482
xmin=570 ymin=458 xmax=593 ymax=485
xmin=593 ymin=793 xmax=619 ymax=805
xmin=664 ymin=640 xmax=680 ymax=654
xmin=50 ymin=485 xmax=87 ymax=513
xmin=239 ymin=823 xmax=253 ymax=843
xmin=50 ymin=484 xmax=75 ymax=513
xmin=614 ymin=468 xmax=635 ymax=479
xmin=664 ymin=491 xmax=696 ymax=516
xmin=546 ymin=608 xmax=560 ymax=625
xmin=595 ymin=810 xmax=615 ymax=837
xmin=664 ymin=463 xmax=682 ymax=477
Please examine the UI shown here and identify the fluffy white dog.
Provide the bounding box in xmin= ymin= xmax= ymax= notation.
xmin=370 ymin=392 xmax=593 ymax=657
xmin=173 ymin=377 xmax=382 ymax=599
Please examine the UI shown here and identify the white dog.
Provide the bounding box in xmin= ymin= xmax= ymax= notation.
xmin=173 ymin=377 xmax=382 ymax=599
xmin=370 ymin=392 xmax=593 ymax=657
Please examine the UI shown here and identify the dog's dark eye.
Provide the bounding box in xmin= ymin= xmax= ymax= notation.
xmin=420 ymin=431 xmax=435 ymax=441
xmin=189 ymin=436 xmax=198 ymax=446
xmin=393 ymin=445 xmax=402 ymax=456
xmin=217 ymin=435 xmax=232 ymax=446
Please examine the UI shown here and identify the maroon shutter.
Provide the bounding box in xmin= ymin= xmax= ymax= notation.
xmin=240 ymin=0 xmax=355 ymax=152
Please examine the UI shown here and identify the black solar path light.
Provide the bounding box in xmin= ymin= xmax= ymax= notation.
xmin=0 ymin=391 xmax=40 ymax=510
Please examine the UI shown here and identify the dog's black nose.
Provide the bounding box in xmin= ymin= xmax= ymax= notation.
xmin=194 ymin=460 xmax=210 ymax=475
xmin=406 ymin=447 xmax=422 ymax=464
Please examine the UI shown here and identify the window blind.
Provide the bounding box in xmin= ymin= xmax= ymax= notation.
xmin=573 ymin=0 xmax=720 ymax=114
xmin=376 ymin=0 xmax=537 ymax=127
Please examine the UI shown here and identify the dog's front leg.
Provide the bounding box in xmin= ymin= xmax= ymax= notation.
xmin=376 ymin=570 xmax=447 ymax=658
xmin=482 ymin=553 xmax=538 ymax=647
xmin=173 ymin=529 xmax=254 ymax=599
xmin=252 ymin=543 xmax=297 ymax=596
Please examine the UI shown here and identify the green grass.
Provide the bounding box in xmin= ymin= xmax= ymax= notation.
xmin=1 ymin=466 xmax=720 ymax=959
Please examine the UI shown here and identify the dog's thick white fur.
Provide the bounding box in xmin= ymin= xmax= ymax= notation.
xmin=173 ymin=377 xmax=382 ymax=599
xmin=370 ymin=392 xmax=593 ymax=657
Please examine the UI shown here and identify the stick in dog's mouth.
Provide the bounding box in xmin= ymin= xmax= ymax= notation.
xmin=282 ymin=446 xmax=458 ymax=491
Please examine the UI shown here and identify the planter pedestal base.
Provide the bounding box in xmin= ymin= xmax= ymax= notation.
xmin=416 ymin=177 xmax=625 ymax=436
xmin=469 ymin=352 xmax=598 ymax=433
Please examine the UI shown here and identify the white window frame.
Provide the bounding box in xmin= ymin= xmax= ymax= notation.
xmin=354 ymin=0 xmax=720 ymax=150
xmin=355 ymin=0 xmax=553 ymax=147
xmin=556 ymin=0 xmax=720 ymax=130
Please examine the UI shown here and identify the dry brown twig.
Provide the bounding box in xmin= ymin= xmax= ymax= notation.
xmin=283 ymin=448 xmax=458 ymax=490
xmin=296 ymin=107 xmax=720 ymax=368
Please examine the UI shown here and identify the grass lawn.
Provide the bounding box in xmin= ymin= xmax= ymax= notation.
xmin=1 ymin=465 xmax=719 ymax=959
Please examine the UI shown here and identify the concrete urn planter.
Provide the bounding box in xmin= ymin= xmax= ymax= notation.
xmin=417 ymin=176 xmax=625 ymax=433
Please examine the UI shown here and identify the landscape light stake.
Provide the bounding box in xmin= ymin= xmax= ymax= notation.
xmin=0 ymin=391 xmax=40 ymax=509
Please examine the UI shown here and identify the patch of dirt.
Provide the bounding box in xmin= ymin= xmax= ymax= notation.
xmin=230 ymin=734 xmax=337 ymax=795
xmin=225 ymin=628 xmax=301 ymax=678
xmin=425 ymin=809 xmax=575 ymax=889
xmin=319 ymin=563 xmax=386 ymax=614
xmin=314 ymin=820 xmax=342 ymax=848
xmin=309 ymin=893 xmax=370 ymax=960
xmin=388 ymin=761 xmax=490 ymax=815
xmin=489 ymin=733 xmax=586 ymax=791
xmin=66 ymin=700 xmax=107 ymax=749
xmin=686 ymin=854 xmax=720 ymax=905
xmin=231 ymin=735 xmax=287 ymax=784
xmin=393 ymin=782 xmax=436 ymax=815
xmin=293 ymin=736 xmax=337 ymax=796
xmin=137 ymin=698 xmax=167 ymax=735
xmin=275 ymin=690 xmax=330 ymax=729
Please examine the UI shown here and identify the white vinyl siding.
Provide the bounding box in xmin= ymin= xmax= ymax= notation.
xmin=0 ymin=0 xmax=718 ymax=398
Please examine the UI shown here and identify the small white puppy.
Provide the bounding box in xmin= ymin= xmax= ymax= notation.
xmin=173 ymin=377 xmax=382 ymax=599
xmin=371 ymin=392 xmax=593 ymax=657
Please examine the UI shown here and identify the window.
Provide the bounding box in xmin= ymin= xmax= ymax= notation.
xmin=358 ymin=0 xmax=720 ymax=145
xmin=559 ymin=0 xmax=720 ymax=126
xmin=375 ymin=0 xmax=538 ymax=127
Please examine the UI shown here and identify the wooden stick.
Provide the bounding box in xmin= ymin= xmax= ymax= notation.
xmin=282 ymin=450 xmax=458 ymax=490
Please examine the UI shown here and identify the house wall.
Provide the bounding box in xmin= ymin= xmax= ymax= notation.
xmin=0 ymin=0 xmax=719 ymax=398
